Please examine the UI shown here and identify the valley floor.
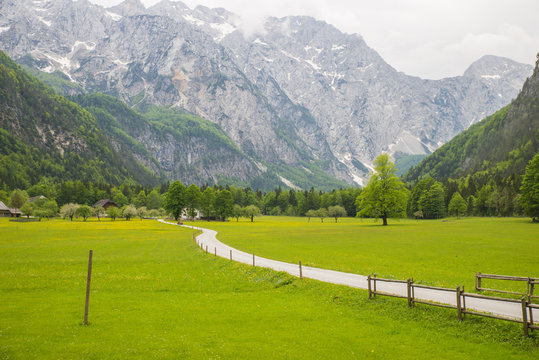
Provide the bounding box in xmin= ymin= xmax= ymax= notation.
xmin=0 ymin=218 xmax=537 ymax=359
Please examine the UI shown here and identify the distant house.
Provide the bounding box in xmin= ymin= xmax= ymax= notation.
xmin=0 ymin=201 xmax=10 ymax=217
xmin=9 ymin=208 xmax=21 ymax=217
xmin=28 ymin=195 xmax=47 ymax=203
xmin=93 ymin=199 xmax=117 ymax=210
xmin=0 ymin=201 xmax=21 ymax=217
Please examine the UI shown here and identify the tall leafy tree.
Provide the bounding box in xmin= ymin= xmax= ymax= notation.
xmin=407 ymin=177 xmax=436 ymax=217
xmin=356 ymin=153 xmax=409 ymax=226
xmin=9 ymin=189 xmax=28 ymax=208
xmin=520 ymin=152 xmax=539 ymax=222
xmin=243 ymin=205 xmax=261 ymax=222
xmin=448 ymin=192 xmax=467 ymax=218
xmin=60 ymin=203 xmax=79 ymax=221
xmin=146 ymin=189 xmax=163 ymax=210
xmin=214 ymin=190 xmax=234 ymax=221
xmin=122 ymin=204 xmax=137 ymax=221
xmin=184 ymin=184 xmax=202 ymax=219
xmin=328 ymin=205 xmax=347 ymax=222
xmin=134 ymin=190 xmax=147 ymax=208
xmin=232 ymin=204 xmax=243 ymax=222
xmin=76 ymin=205 xmax=92 ymax=221
xmin=92 ymin=205 xmax=106 ymax=221
xmin=20 ymin=202 xmax=35 ymax=219
xmin=113 ymin=191 xmax=129 ymax=208
xmin=164 ymin=181 xmax=186 ymax=221
xmin=199 ymin=187 xmax=216 ymax=219
xmin=107 ymin=206 xmax=120 ymax=221
xmin=419 ymin=182 xmax=445 ymax=219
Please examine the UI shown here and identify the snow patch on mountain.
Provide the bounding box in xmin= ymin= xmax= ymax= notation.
xmin=105 ymin=11 xmax=122 ymax=21
xmin=209 ymin=22 xmax=237 ymax=42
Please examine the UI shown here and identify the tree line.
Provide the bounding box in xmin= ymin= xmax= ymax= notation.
xmin=1 ymin=152 xmax=537 ymax=222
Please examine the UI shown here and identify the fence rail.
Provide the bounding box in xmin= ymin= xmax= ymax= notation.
xmin=367 ymin=274 xmax=537 ymax=337
xmin=475 ymin=272 xmax=537 ymax=300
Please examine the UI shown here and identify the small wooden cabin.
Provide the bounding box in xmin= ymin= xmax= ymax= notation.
xmin=93 ymin=199 xmax=118 ymax=210
xmin=0 ymin=201 xmax=21 ymax=217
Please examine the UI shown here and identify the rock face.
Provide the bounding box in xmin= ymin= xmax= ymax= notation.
xmin=0 ymin=0 xmax=533 ymax=186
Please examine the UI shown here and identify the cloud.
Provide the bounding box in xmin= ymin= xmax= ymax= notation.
xmin=89 ymin=0 xmax=539 ymax=79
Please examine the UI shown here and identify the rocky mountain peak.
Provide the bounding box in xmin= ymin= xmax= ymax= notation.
xmin=0 ymin=0 xmax=533 ymax=187
xmin=463 ymin=55 xmax=530 ymax=80
xmin=109 ymin=0 xmax=146 ymax=16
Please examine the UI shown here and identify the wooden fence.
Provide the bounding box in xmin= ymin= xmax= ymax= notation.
xmin=475 ymin=272 xmax=537 ymax=301
xmin=192 ymin=230 xmax=537 ymax=338
xmin=367 ymin=274 xmax=537 ymax=336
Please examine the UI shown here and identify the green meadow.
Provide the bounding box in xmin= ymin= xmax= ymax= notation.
xmin=193 ymin=216 xmax=539 ymax=294
xmin=0 ymin=218 xmax=537 ymax=359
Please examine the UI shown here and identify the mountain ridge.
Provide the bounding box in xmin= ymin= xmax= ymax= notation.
xmin=403 ymin=54 xmax=539 ymax=187
xmin=0 ymin=0 xmax=533 ymax=186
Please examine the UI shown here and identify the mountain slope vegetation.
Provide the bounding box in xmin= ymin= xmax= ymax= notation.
xmin=0 ymin=50 xmax=158 ymax=188
xmin=0 ymin=50 xmax=346 ymax=191
xmin=402 ymin=56 xmax=538 ymax=216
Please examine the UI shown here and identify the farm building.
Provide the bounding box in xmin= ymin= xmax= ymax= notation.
xmin=0 ymin=201 xmax=21 ymax=217
xmin=93 ymin=199 xmax=117 ymax=210
xmin=28 ymin=195 xmax=47 ymax=203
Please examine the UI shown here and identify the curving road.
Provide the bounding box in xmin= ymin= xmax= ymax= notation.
xmin=159 ymin=219 xmax=538 ymax=325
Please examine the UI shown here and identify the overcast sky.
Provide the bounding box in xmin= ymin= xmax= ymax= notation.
xmin=88 ymin=0 xmax=538 ymax=79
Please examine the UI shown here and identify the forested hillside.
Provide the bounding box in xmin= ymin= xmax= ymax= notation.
xmin=402 ymin=55 xmax=538 ymax=216
xmin=0 ymin=51 xmax=158 ymax=188
xmin=404 ymin=56 xmax=538 ymax=182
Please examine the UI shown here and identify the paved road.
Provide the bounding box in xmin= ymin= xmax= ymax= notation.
xmin=159 ymin=219 xmax=538 ymax=325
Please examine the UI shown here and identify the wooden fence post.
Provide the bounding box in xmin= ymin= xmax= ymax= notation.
xmin=214 ymin=247 xmax=217 ymax=256
xmin=299 ymin=261 xmax=302 ymax=279
xmin=83 ymin=250 xmax=93 ymax=326
xmin=521 ymin=296 xmax=529 ymax=337
xmin=477 ymin=272 xmax=482 ymax=291
xmin=230 ymin=249 xmax=232 ymax=261
xmin=456 ymin=286 xmax=462 ymax=321
xmin=373 ymin=274 xmax=377 ymax=298
xmin=367 ymin=275 xmax=372 ymax=299
xmin=205 ymin=245 xmax=208 ymax=254
xmin=252 ymin=253 xmax=255 ymax=266
xmin=406 ymin=279 xmax=412 ymax=307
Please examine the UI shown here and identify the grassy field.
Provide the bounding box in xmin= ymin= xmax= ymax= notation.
xmin=192 ymin=217 xmax=539 ymax=294
xmin=0 ymin=218 xmax=537 ymax=359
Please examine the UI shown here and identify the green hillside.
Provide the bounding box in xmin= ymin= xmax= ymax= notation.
xmin=403 ymin=57 xmax=539 ymax=189
xmin=0 ymin=51 xmax=158 ymax=188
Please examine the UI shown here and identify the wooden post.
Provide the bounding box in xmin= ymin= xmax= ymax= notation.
xmin=462 ymin=285 xmax=466 ymax=318
xmin=230 ymin=249 xmax=232 ymax=261
xmin=407 ymin=279 xmax=412 ymax=308
xmin=521 ymin=297 xmax=529 ymax=337
xmin=83 ymin=250 xmax=93 ymax=326
xmin=373 ymin=274 xmax=377 ymax=298
xmin=252 ymin=254 xmax=255 ymax=266
xmin=214 ymin=247 xmax=217 ymax=256
xmin=456 ymin=286 xmax=462 ymax=321
xmin=477 ymin=272 xmax=482 ymax=291
xmin=367 ymin=275 xmax=372 ymax=299
xmin=475 ymin=272 xmax=478 ymax=291
xmin=205 ymin=245 xmax=208 ymax=254
xmin=299 ymin=261 xmax=302 ymax=279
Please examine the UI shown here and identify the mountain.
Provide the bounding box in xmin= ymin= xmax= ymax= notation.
xmin=403 ymin=54 xmax=539 ymax=185
xmin=0 ymin=0 xmax=533 ymax=186
xmin=0 ymin=50 xmax=158 ymax=188
xmin=0 ymin=50 xmax=344 ymax=191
